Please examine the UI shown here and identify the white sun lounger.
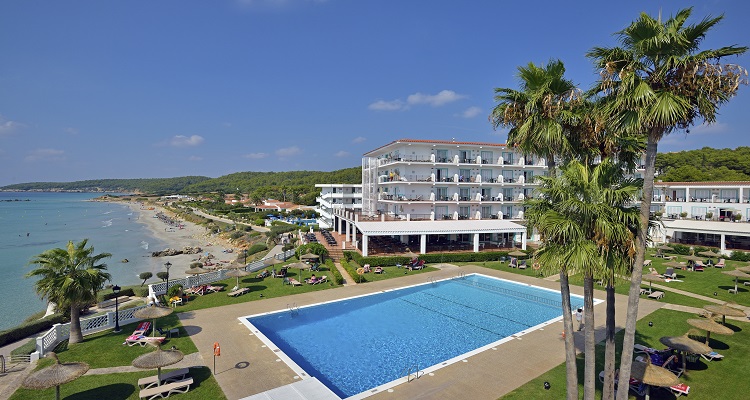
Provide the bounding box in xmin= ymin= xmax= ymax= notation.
xmin=139 ymin=377 xmax=193 ymax=399
xmin=138 ymin=368 xmax=190 ymax=389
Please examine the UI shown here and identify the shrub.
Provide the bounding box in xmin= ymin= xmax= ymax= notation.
xmin=167 ymin=284 xmax=183 ymax=298
xmin=97 ymin=287 xmax=136 ymax=303
xmin=706 ymin=212 xmax=714 ymax=220
xmin=229 ymin=231 xmax=244 ymax=239
xmin=138 ymin=272 xmax=153 ymax=286
xmin=680 ymin=212 xmax=688 ymax=218
xmin=254 ymin=219 xmax=265 ymax=226
xmin=297 ymin=243 xmax=329 ymax=259
xmin=0 ymin=314 xmax=68 ymax=348
xmin=729 ymin=250 xmax=750 ymax=262
xmin=341 ymin=259 xmax=369 ymax=283
xmin=343 ymin=250 xmax=512 ymax=266
xmin=325 ymin=259 xmax=344 ymax=285
xmin=156 ymin=271 xmax=169 ymax=281
xmin=247 ymin=243 xmax=268 ymax=256
xmin=135 ymin=287 xmax=150 ymax=297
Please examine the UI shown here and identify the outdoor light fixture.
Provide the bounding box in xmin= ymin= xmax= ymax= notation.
xmin=164 ymin=261 xmax=172 ymax=295
xmin=648 ymin=321 xmax=653 ymax=327
xmin=544 ymin=382 xmax=551 ymax=390
xmin=113 ymin=285 xmax=121 ymax=333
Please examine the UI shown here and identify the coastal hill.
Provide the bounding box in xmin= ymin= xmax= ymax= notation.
xmin=0 ymin=167 xmax=362 ymax=205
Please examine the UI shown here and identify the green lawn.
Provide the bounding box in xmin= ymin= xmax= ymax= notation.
xmin=459 ymin=259 xmax=551 ymax=278
xmin=342 ymin=261 xmax=437 ymax=283
xmin=9 ymin=367 xmax=224 ymax=400
xmin=501 ymin=308 xmax=750 ymax=399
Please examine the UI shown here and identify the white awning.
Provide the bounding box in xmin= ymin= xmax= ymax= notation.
xmin=663 ymin=220 xmax=750 ymax=237
xmin=355 ymin=219 xmax=526 ymax=236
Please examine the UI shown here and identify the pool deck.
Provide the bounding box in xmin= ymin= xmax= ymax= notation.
xmin=179 ymin=265 xmax=664 ymax=400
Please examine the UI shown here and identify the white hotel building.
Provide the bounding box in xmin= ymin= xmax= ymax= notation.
xmin=316 ymin=139 xmax=542 ymax=256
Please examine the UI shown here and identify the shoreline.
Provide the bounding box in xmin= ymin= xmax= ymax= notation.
xmin=122 ymin=201 xmax=241 ymax=278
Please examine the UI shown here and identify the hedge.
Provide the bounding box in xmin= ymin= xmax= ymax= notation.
xmin=0 ymin=314 xmax=68 ymax=348
xmin=325 ymin=259 xmax=344 ymax=285
xmin=341 ymin=259 xmax=370 ymax=283
xmin=655 ymin=244 xmax=750 ymax=261
xmin=97 ymin=287 xmax=136 ymax=303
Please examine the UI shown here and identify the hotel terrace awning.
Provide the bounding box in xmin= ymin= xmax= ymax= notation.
xmin=355 ymin=219 xmax=527 ymax=236
xmin=663 ymin=220 xmax=750 ymax=237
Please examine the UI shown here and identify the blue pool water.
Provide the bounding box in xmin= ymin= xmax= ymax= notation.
xmin=246 ymin=274 xmax=584 ymax=398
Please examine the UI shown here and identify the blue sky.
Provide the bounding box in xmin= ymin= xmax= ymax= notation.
xmin=1 ymin=1 xmax=748 ymax=185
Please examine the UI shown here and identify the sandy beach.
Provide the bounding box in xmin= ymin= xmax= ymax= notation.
xmin=123 ymin=201 xmax=241 ymax=278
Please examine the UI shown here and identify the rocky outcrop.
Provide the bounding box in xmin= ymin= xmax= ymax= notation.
xmin=151 ymin=247 xmax=203 ymax=257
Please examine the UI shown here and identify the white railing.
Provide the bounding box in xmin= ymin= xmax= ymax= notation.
xmin=33 ymin=249 xmax=296 ymax=359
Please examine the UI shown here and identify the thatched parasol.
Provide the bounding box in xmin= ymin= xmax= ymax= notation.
xmin=659 ymin=334 xmax=712 ymax=372
xmin=263 ymin=258 xmax=283 ymax=268
xmin=657 ymin=244 xmax=673 ymax=251
xmin=736 ymin=265 xmax=750 ymax=274
xmin=641 ymin=274 xmax=664 ymax=292
xmin=704 ymin=303 xmax=747 ymax=324
xmin=23 ymin=352 xmax=89 ymax=400
xmin=132 ymin=342 xmax=184 ymax=387
xmin=225 ymin=268 xmax=250 ymax=288
xmin=699 ymin=250 xmax=721 ymax=259
xmin=663 ymin=261 xmax=684 ymax=269
xmin=630 ymin=359 xmax=681 ymax=400
xmin=722 ymin=269 xmax=750 ymax=294
xmin=300 ymin=252 xmax=320 ymax=260
xmin=133 ymin=303 xmax=174 ymax=336
xmin=683 ymin=255 xmax=703 ymax=262
xmin=687 ymin=318 xmax=734 ymax=345
xmin=508 ymin=250 xmax=527 ymax=258
xmin=402 ymin=250 xmax=419 ymax=260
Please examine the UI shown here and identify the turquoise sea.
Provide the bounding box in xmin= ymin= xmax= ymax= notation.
xmin=0 ymin=192 xmax=170 ymax=332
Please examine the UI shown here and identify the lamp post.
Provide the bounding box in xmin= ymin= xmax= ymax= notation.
xmin=243 ymin=249 xmax=248 ymax=265
xmin=112 ymin=285 xmax=121 ymax=333
xmin=164 ymin=261 xmax=172 ymax=297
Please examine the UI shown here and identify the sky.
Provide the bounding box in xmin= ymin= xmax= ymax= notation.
xmin=1 ymin=1 xmax=749 ymax=185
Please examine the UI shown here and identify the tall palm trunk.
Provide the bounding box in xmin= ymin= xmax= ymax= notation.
xmin=559 ymin=269 xmax=578 ymax=400
xmin=68 ymin=305 xmax=83 ymax=344
xmin=615 ymin=134 xmax=658 ymax=400
xmin=602 ymin=282 xmax=616 ymax=400
xmin=583 ymin=275 xmax=596 ymax=399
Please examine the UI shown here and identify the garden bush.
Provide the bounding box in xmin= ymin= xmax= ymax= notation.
xmin=97 ymin=287 xmax=136 ymax=303
xmin=729 ymin=250 xmax=750 ymax=261
xmin=0 ymin=314 xmax=67 ymax=348
xmin=246 ymin=243 xmax=268 ymax=256
xmin=343 ymin=250 xmax=512 ymax=267
xmin=325 ymin=259 xmax=344 ymax=285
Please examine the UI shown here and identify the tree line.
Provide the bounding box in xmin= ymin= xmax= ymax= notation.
xmin=656 ymin=146 xmax=750 ymax=181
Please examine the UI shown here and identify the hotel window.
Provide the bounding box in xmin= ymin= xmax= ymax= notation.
xmin=459 ymin=150 xmax=471 ymax=163
xmin=436 ymin=149 xmax=449 ymax=163
xmin=503 ymin=188 xmax=513 ymax=200
xmin=502 ymin=152 xmax=514 ymax=164
xmin=459 ymin=206 xmax=470 ymax=218
xmin=502 ymin=170 xmax=514 ymax=182
xmin=459 ymin=188 xmax=470 ymax=201
xmin=481 ymin=206 xmax=492 ymax=218
xmin=436 ymin=168 xmax=449 ymax=182
xmin=436 ymin=187 xmax=448 ymax=201
xmin=459 ymin=169 xmax=471 ymax=182
xmin=481 ymin=169 xmax=493 ymax=182
xmin=481 ymin=151 xmax=493 ymax=164
xmin=435 ymin=206 xmax=449 ymax=219
xmin=481 ymin=188 xmax=492 ymax=199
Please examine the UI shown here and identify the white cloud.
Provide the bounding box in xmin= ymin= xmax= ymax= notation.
xmin=335 ymin=150 xmax=350 ymax=157
xmin=407 ymin=90 xmax=466 ymax=107
xmin=275 ymin=146 xmax=301 ymax=157
xmin=170 ymin=135 xmax=204 ymax=147
xmin=25 ymin=148 xmax=65 ymax=162
xmin=461 ymin=106 xmax=482 ymax=118
xmin=688 ymin=122 xmax=728 ymax=135
xmin=188 ymin=156 xmax=203 ymax=161
xmin=244 ymin=152 xmax=268 ymax=159
xmin=0 ymin=115 xmax=24 ymax=136
xmin=368 ymin=99 xmax=405 ymax=111
xmin=352 ymin=136 xmax=366 ymax=144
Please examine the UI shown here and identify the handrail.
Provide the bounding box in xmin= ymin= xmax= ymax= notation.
xmin=401 ymin=363 xmax=421 ymax=382
xmin=0 ymin=354 xmax=4 ymax=374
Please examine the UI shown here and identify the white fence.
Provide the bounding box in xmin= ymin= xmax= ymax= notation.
xmin=34 ymin=249 xmax=296 ymax=358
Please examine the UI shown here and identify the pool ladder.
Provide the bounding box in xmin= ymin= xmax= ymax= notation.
xmin=401 ymin=363 xmax=422 ymax=382
xmin=455 ymin=272 xmax=467 ymax=280
xmin=428 ymin=277 xmax=438 ymax=286
xmin=286 ymin=302 xmax=300 ymax=316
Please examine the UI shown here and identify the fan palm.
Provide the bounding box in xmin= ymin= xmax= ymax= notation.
xmin=491 ymin=59 xmax=585 ymax=399
xmin=526 ymin=159 xmax=640 ymax=398
xmin=27 ymin=239 xmax=112 ymax=344
xmin=587 ymin=9 xmax=747 ymax=398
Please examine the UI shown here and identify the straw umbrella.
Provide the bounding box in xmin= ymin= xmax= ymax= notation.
xmin=686 ymin=318 xmax=734 ymax=345
xmin=659 ymin=334 xmax=711 ymax=372
xmin=300 ymin=253 xmax=319 ymax=261
xmin=656 ymin=244 xmax=673 ymax=251
xmin=736 ymin=265 xmax=750 ymax=274
xmin=641 ymin=274 xmax=664 ymax=293
xmin=722 ymin=269 xmax=750 ymax=294
xmin=663 ymin=261 xmax=684 ymax=270
xmin=22 ymin=352 xmax=89 ymax=400
xmin=683 ymin=255 xmax=703 ymax=262
xmin=133 ymin=303 xmax=174 ymax=337
xmin=698 ymin=250 xmax=720 ymax=258
xmin=286 ymin=262 xmax=308 ymax=280
xmin=630 ymin=359 xmax=681 ymax=400
xmin=185 ymin=266 xmax=210 ymax=276
xmin=225 ymin=268 xmax=250 ymax=289
xmin=402 ymin=250 xmax=419 ymax=260
xmin=132 ymin=342 xmax=184 ymax=387
xmin=704 ymin=303 xmax=748 ymax=324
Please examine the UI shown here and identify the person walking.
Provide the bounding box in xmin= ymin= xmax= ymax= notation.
xmin=575 ymin=308 xmax=584 ymax=331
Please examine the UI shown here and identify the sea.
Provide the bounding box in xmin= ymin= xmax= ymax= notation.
xmin=0 ymin=192 xmax=171 ymax=332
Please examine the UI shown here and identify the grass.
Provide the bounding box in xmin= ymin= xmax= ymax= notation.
xmin=8 ymin=367 xmax=225 ymax=400
xmin=501 ymin=308 xmax=750 ymax=399
xmin=458 ymin=259 xmax=551 ymax=278
xmin=342 ymin=260 xmax=437 ymax=283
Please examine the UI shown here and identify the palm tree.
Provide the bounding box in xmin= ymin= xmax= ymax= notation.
xmin=491 ymin=59 xmax=584 ymax=399
xmin=526 ymin=159 xmax=640 ymax=398
xmin=27 ymin=239 xmax=112 ymax=344
xmin=587 ymin=9 xmax=747 ymax=397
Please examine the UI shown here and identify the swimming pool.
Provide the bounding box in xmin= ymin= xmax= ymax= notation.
xmin=241 ymin=274 xmax=587 ymax=399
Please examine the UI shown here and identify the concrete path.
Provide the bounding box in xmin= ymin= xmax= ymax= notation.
xmin=84 ymin=352 xmax=205 ymax=375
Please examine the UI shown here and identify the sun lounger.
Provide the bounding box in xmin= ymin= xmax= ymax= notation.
xmin=373 ymin=266 xmax=384 ymax=274
xmin=643 ymin=259 xmax=652 ymax=267
xmin=139 ymin=377 xmax=193 ymax=400
xmin=670 ymin=382 xmax=690 ymax=397
xmin=133 ymin=321 xmax=151 ymax=336
xmin=206 ymin=285 xmax=223 ymax=293
xmin=138 ymin=368 xmax=190 ymax=389
xmin=227 ymin=288 xmax=249 ymax=297
xmin=701 ymin=351 xmax=724 ymax=362
xmin=664 ymin=267 xmax=677 ymax=279
xmin=715 ymin=258 xmax=725 ymax=268
xmin=126 ymin=335 xmax=166 ymax=347
xmin=648 ymin=291 xmax=665 ymax=300
xmin=518 ymin=260 xmax=527 ymax=269
xmin=648 ymin=267 xmax=662 ymax=277
xmin=287 ymin=278 xmax=302 ymax=286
